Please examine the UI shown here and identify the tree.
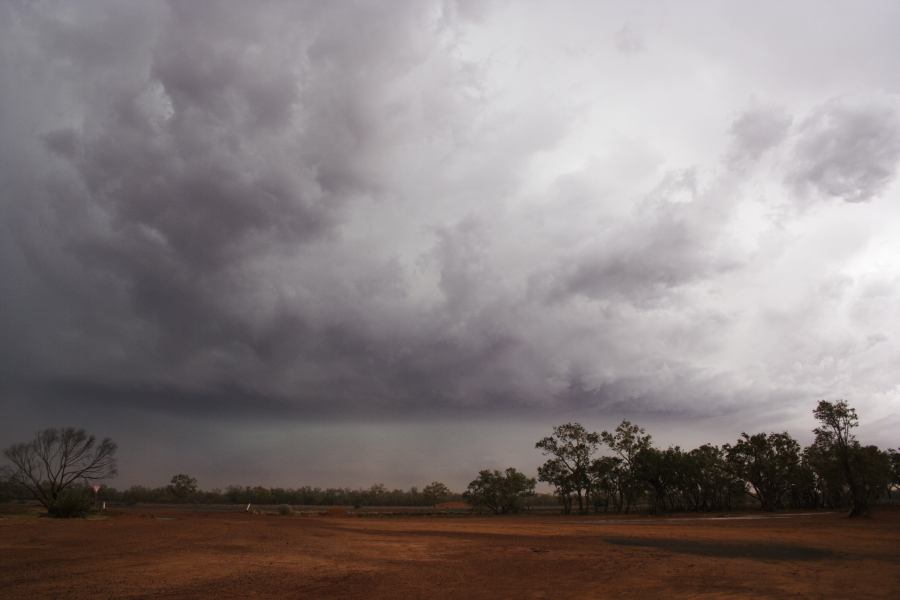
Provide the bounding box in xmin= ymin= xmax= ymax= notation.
xmin=0 ymin=466 xmax=15 ymax=502
xmin=685 ymin=444 xmax=745 ymax=511
xmin=536 ymin=422 xmax=600 ymax=514
xmin=786 ymin=455 xmax=819 ymax=509
xmin=168 ymin=473 xmax=199 ymax=501
xmin=852 ymin=445 xmax=893 ymax=505
xmin=804 ymin=436 xmax=849 ymax=508
xmin=724 ymin=432 xmax=801 ymax=511
xmin=422 ymin=481 xmax=451 ymax=506
xmin=3 ymin=428 xmax=117 ymax=516
xmin=633 ymin=446 xmax=676 ymax=513
xmin=537 ymin=458 xmax=576 ymax=514
xmin=600 ymin=420 xmax=653 ymax=513
xmin=812 ymin=400 xmax=868 ymax=517
xmin=888 ymin=448 xmax=900 ymax=500
xmin=463 ymin=468 xmax=535 ymax=514
xmin=588 ymin=455 xmax=623 ymax=512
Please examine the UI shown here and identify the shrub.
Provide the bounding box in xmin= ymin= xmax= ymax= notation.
xmin=277 ymin=504 xmax=293 ymax=516
xmin=463 ymin=468 xmax=536 ymax=514
xmin=48 ymin=487 xmax=94 ymax=518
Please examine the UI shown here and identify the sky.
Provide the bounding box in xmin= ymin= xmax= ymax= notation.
xmin=1 ymin=0 xmax=899 ymax=491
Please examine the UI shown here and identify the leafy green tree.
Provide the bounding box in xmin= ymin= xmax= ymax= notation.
xmin=168 ymin=474 xmax=199 ymax=501
xmin=537 ymin=458 xmax=576 ymax=514
xmin=536 ymin=422 xmax=600 ymax=514
xmin=689 ymin=444 xmax=746 ymax=511
xmin=852 ymin=445 xmax=893 ymax=505
xmin=813 ymin=400 xmax=869 ymax=517
xmin=806 ymin=440 xmax=892 ymax=512
xmin=630 ymin=442 xmax=741 ymax=513
xmin=725 ymin=432 xmax=801 ymax=511
xmin=888 ymin=448 xmax=900 ymax=500
xmin=422 ymin=481 xmax=451 ymax=506
xmin=786 ymin=456 xmax=819 ymax=509
xmin=588 ymin=455 xmax=623 ymax=512
xmin=804 ymin=437 xmax=847 ymax=508
xmin=363 ymin=483 xmax=387 ymax=506
xmin=463 ymin=468 xmax=535 ymax=514
xmin=3 ymin=428 xmax=117 ymax=517
xmin=600 ymin=420 xmax=652 ymax=513
xmin=632 ymin=446 xmax=670 ymax=513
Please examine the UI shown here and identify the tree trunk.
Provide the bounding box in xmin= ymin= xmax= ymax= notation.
xmin=838 ymin=445 xmax=868 ymax=518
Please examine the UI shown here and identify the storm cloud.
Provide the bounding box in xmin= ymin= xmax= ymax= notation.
xmin=785 ymin=97 xmax=900 ymax=203
xmin=2 ymin=1 xmax=899 ymax=487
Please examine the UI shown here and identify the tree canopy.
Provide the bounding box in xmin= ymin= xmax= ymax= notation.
xmin=168 ymin=473 xmax=199 ymax=501
xmin=536 ymin=422 xmax=600 ymax=514
xmin=463 ymin=468 xmax=536 ymax=514
xmin=422 ymin=481 xmax=452 ymax=506
xmin=533 ymin=400 xmax=892 ymax=518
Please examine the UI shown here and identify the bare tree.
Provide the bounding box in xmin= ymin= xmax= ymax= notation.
xmin=4 ymin=428 xmax=117 ymax=515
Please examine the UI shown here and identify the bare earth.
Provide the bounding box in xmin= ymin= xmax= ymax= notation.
xmin=1 ymin=507 xmax=899 ymax=599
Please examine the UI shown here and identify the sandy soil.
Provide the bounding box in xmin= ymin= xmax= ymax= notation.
xmin=1 ymin=507 xmax=898 ymax=599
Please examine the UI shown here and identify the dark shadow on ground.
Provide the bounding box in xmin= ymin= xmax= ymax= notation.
xmin=602 ymin=536 xmax=832 ymax=560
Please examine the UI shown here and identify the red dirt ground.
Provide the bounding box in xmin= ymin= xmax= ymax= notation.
xmin=1 ymin=507 xmax=898 ymax=599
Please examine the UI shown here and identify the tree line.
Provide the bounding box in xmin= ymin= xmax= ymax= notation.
xmin=530 ymin=401 xmax=898 ymax=518
xmin=102 ymin=479 xmax=466 ymax=508
xmin=2 ymin=399 xmax=898 ymax=517
xmin=0 ymin=461 xmax=469 ymax=513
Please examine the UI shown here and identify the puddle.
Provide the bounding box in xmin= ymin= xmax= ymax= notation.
xmin=576 ymin=512 xmax=834 ymax=525
xmin=603 ymin=536 xmax=832 ymax=560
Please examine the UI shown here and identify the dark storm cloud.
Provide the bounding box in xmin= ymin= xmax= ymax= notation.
xmin=2 ymin=2 xmax=438 ymax=406
xmin=3 ymin=0 xmax=601 ymax=424
xmin=785 ymin=97 xmax=900 ymax=203
xmin=1 ymin=0 xmax=899 ymax=460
